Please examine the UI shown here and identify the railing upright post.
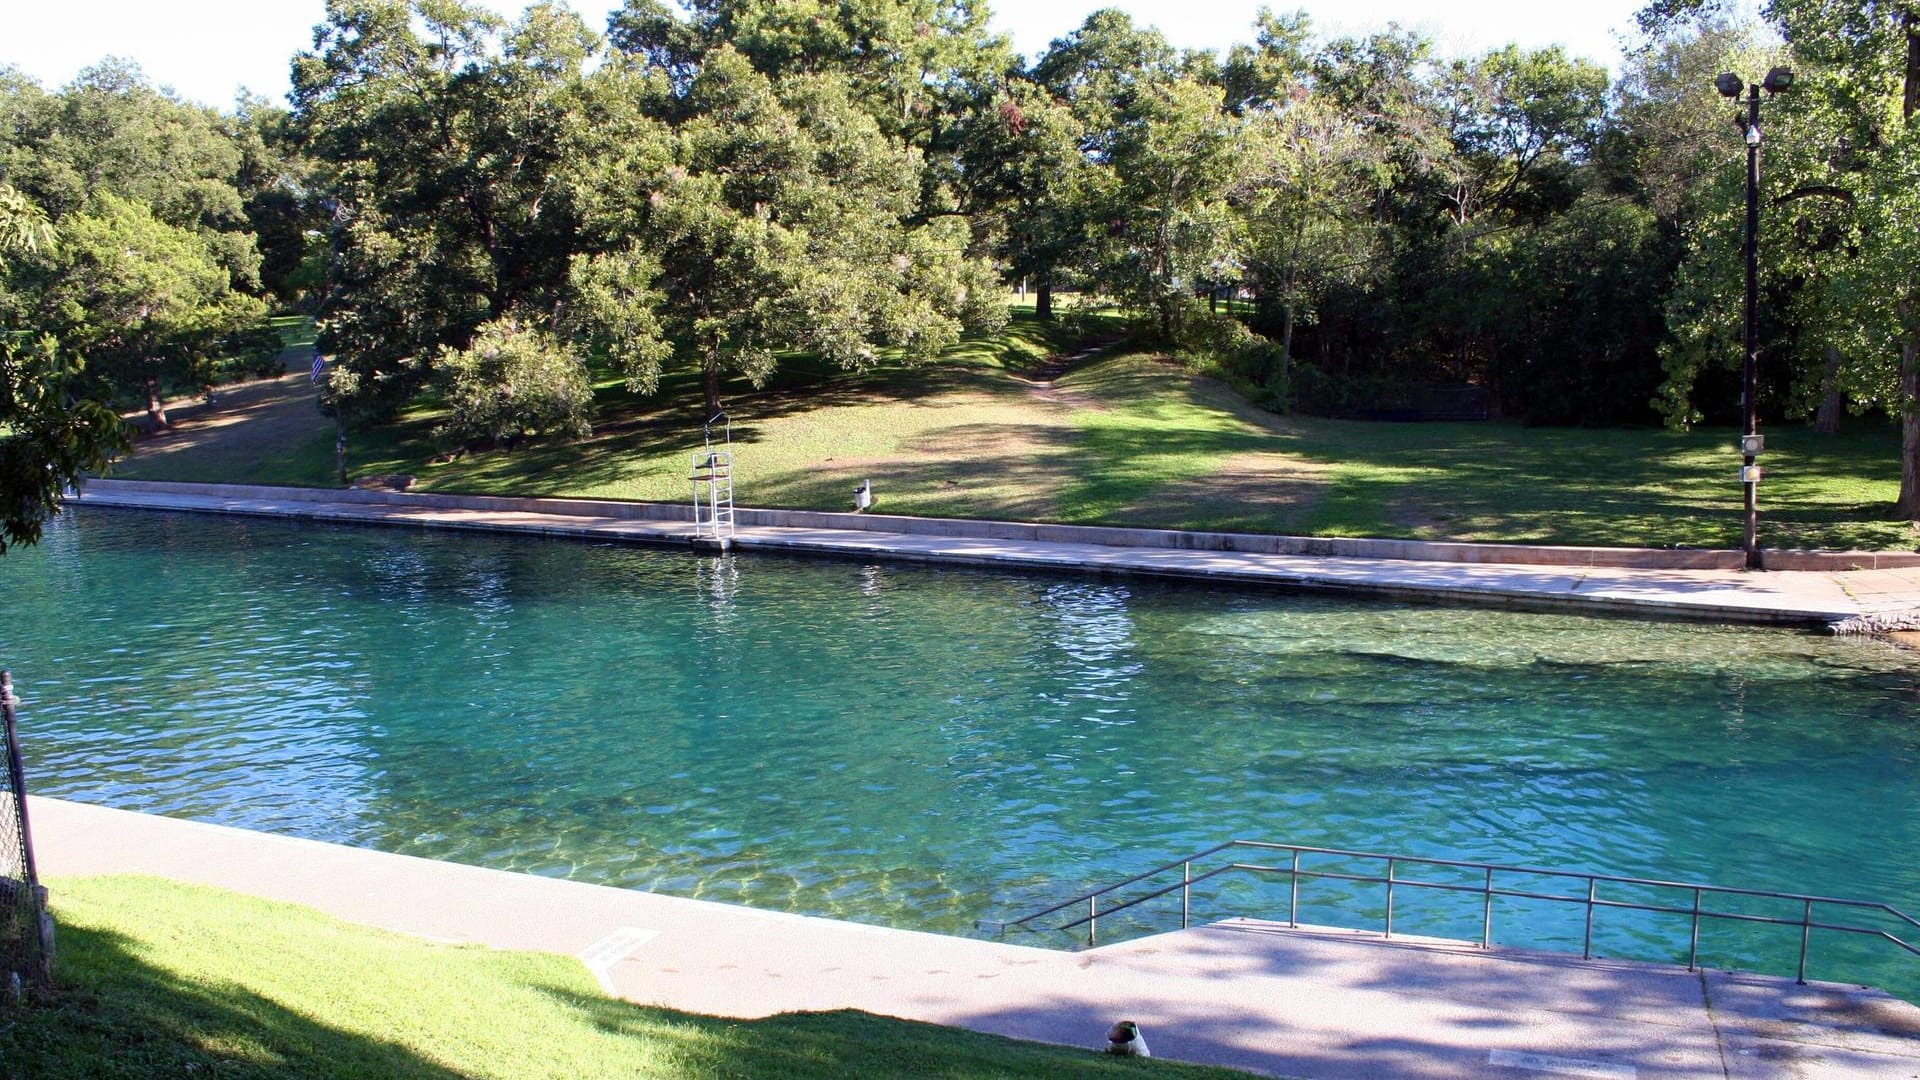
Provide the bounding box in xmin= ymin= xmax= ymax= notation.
xmin=1289 ymin=848 xmax=1300 ymax=928
xmin=1182 ymin=860 xmax=1191 ymax=930
xmin=1797 ymin=899 xmax=1812 ymax=984
xmin=1688 ymin=887 xmax=1702 ymax=971
xmin=1583 ymin=878 xmax=1597 ymax=960
xmin=1089 ymin=895 xmax=1097 ymax=948
xmin=1385 ymin=857 xmax=1396 ymax=938
xmin=1482 ymin=867 xmax=1494 ymax=948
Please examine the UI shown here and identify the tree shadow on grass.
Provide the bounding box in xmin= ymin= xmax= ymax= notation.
xmin=526 ymin=981 xmax=1235 ymax=1079
xmin=2 ymin=921 xmax=463 ymax=1080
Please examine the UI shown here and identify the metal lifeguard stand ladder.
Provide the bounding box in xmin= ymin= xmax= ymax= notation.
xmin=690 ymin=412 xmax=734 ymax=551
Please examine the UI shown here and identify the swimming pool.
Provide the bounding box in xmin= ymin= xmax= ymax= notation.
xmin=6 ymin=507 xmax=1919 ymax=994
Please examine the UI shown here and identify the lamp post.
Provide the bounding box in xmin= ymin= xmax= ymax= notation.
xmin=1716 ymin=67 xmax=1793 ymax=570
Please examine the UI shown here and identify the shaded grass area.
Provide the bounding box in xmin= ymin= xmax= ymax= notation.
xmin=109 ymin=305 xmax=1914 ymax=550
xmin=270 ymin=313 xmax=316 ymax=352
xmin=1062 ymin=365 xmax=1911 ymax=550
xmin=11 ymin=875 xmax=1238 ymax=1079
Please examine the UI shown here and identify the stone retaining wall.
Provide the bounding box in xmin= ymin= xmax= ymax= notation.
xmin=79 ymin=478 xmax=1920 ymax=571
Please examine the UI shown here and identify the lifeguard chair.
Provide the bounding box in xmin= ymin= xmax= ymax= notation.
xmin=690 ymin=411 xmax=734 ymax=551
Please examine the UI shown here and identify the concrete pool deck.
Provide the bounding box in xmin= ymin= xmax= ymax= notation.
xmin=33 ymin=797 xmax=1920 ymax=1079
xmin=67 ymin=480 xmax=1920 ymax=626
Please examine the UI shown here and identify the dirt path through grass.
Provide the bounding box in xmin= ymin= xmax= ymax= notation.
xmin=116 ymin=347 xmax=337 ymax=487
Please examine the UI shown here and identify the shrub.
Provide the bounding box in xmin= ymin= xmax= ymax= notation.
xmin=434 ymin=320 xmax=593 ymax=450
xmin=1170 ymin=302 xmax=1283 ymax=383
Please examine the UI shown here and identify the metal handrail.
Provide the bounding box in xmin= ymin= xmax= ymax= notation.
xmin=997 ymin=840 xmax=1920 ymax=984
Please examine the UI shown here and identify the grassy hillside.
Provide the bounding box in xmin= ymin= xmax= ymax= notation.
xmin=10 ymin=875 xmax=1239 ymax=1079
xmin=108 ymin=310 xmax=1915 ymax=551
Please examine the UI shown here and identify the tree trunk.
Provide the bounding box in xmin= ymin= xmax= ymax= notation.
xmin=1895 ymin=15 xmax=1919 ymax=515
xmin=144 ymin=375 xmax=169 ymax=430
xmin=1899 ymin=316 xmax=1920 ymax=519
xmin=1278 ymin=303 xmax=1295 ymax=396
xmin=1814 ymin=345 xmax=1843 ymax=434
xmin=703 ymin=355 xmax=722 ymax=418
xmin=335 ymin=412 xmax=348 ymax=488
xmin=1905 ymin=8 xmax=1919 ymax=122
xmin=1035 ymin=277 xmax=1053 ymax=322
xmin=1209 ymin=289 xmax=1217 ymax=315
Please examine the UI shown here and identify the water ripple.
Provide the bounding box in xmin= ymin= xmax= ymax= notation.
xmin=4 ymin=508 xmax=1920 ymax=996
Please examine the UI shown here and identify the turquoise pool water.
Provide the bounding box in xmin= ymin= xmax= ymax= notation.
xmin=6 ymin=507 xmax=1920 ymax=995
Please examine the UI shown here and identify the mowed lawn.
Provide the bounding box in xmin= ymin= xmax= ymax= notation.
xmin=110 ymin=312 xmax=1915 ymax=551
xmin=9 ymin=876 xmax=1236 ymax=1079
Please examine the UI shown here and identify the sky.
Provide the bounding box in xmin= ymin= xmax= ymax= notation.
xmin=4 ymin=0 xmax=1651 ymax=110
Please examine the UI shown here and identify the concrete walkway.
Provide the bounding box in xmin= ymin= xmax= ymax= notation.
xmin=68 ymin=482 xmax=1920 ymax=626
xmin=34 ymin=798 xmax=1920 ymax=1079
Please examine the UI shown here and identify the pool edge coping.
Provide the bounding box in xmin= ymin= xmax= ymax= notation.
xmin=68 ymin=479 xmax=1920 ymax=628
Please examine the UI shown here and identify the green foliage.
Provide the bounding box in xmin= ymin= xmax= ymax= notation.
xmin=1167 ymin=303 xmax=1275 ymax=378
xmin=293 ymin=0 xmax=601 ymax=420
xmin=1235 ymin=91 xmax=1386 ymax=397
xmin=0 ymin=59 xmax=263 ymax=288
xmin=0 ymin=140 xmax=126 ymax=553
xmin=610 ymin=0 xmax=1012 ymax=144
xmin=1487 ymin=196 xmax=1672 ymax=425
xmin=953 ymin=78 xmax=1087 ymax=316
xmin=0 ymin=183 xmax=54 ymax=260
xmin=0 ymin=60 xmax=275 ymax=454
xmin=434 ymin=319 xmax=593 ymax=449
xmin=34 ymin=194 xmax=267 ymax=420
xmin=16 ymin=0 xmax=1915 ymax=519
xmin=0 ymin=335 xmax=128 ymax=551
xmin=1640 ymin=0 xmax=1920 ymax=511
xmin=568 ymin=47 xmax=1005 ymax=414
xmin=1085 ymin=76 xmax=1240 ymax=341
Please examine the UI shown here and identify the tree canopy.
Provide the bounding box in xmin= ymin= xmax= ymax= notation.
xmin=6 ymin=0 xmax=1920 ymax=541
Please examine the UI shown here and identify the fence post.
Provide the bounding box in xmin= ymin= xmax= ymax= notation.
xmin=1482 ymin=867 xmax=1494 ymax=948
xmin=1088 ymin=894 xmax=1097 ymax=948
xmin=1797 ymin=899 xmax=1812 ymax=984
xmin=1181 ymin=860 xmax=1190 ymax=930
xmin=1289 ymin=849 xmax=1300 ymax=928
xmin=0 ymin=671 xmax=50 ymax=988
xmin=1 ymin=676 xmax=36 ymax=887
xmin=1583 ymin=878 xmax=1597 ymax=960
xmin=1688 ymin=887 xmax=1702 ymax=971
xmin=1384 ymin=857 xmax=1395 ymax=938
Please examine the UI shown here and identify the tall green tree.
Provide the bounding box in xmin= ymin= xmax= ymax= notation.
xmin=609 ymin=0 xmax=1010 ymax=145
xmin=35 ymin=195 xmax=266 ymax=429
xmin=1217 ymin=8 xmax=1315 ymax=115
xmin=1640 ymin=0 xmax=1920 ymax=513
xmin=0 ymin=60 xmax=263 ymax=291
xmin=953 ymin=77 xmax=1086 ymax=320
xmin=293 ymin=0 xmax=598 ymax=420
xmin=1236 ymin=91 xmax=1384 ymax=390
xmin=1434 ymin=46 xmax=1609 ymax=380
xmin=1087 ymin=75 xmax=1240 ymax=340
xmin=1765 ymin=1 xmax=1920 ymax=515
xmin=1031 ymin=7 xmax=1180 ymax=155
xmin=568 ymin=48 xmax=1005 ymax=415
xmin=0 ymin=187 xmax=127 ymax=551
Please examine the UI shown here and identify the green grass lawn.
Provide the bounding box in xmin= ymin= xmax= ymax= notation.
xmin=270 ymin=313 xmax=317 ymax=352
xmin=108 ymin=307 xmax=1917 ymax=551
xmin=11 ymin=875 xmax=1242 ymax=1079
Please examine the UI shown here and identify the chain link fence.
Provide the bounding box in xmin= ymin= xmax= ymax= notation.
xmin=0 ymin=671 xmax=51 ymax=994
